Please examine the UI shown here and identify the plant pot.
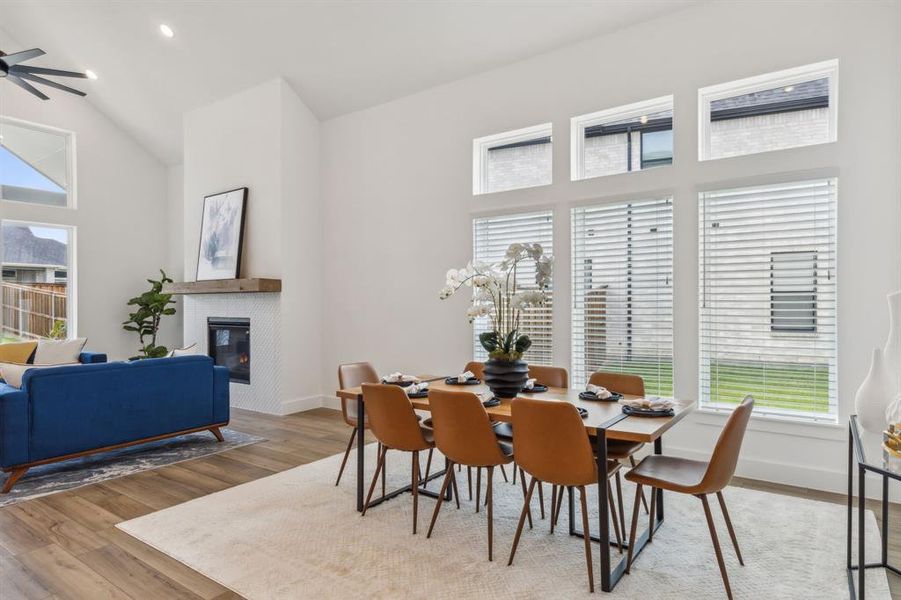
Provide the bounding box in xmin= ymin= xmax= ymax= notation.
xmin=483 ymin=358 xmax=529 ymax=398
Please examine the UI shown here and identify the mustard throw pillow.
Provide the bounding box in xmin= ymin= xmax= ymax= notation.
xmin=0 ymin=341 xmax=38 ymax=364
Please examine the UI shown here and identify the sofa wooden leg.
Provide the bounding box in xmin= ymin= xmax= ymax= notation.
xmin=209 ymin=427 xmax=225 ymax=442
xmin=2 ymin=467 xmax=29 ymax=493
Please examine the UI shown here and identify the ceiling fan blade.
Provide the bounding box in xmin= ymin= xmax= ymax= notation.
xmin=10 ymin=65 xmax=87 ymax=78
xmin=17 ymin=72 xmax=86 ymax=97
xmin=6 ymin=75 xmax=50 ymax=100
xmin=1 ymin=48 xmax=46 ymax=65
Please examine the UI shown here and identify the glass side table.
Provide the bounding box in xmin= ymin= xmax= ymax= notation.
xmin=848 ymin=414 xmax=900 ymax=599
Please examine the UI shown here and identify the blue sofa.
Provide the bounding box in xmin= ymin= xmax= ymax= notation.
xmin=0 ymin=354 xmax=230 ymax=492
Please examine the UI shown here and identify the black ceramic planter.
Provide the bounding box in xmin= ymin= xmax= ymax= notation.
xmin=483 ymin=358 xmax=529 ymax=398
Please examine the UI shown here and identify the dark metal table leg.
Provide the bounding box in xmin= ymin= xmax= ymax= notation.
xmin=848 ymin=427 xmax=853 ymax=574
xmin=356 ymin=395 xmax=365 ymax=512
xmin=596 ymin=429 xmax=611 ymax=592
xmin=654 ymin=437 xmax=664 ymax=524
xmin=882 ymin=474 xmax=889 ymax=566
xmin=859 ymin=463 xmax=866 ymax=599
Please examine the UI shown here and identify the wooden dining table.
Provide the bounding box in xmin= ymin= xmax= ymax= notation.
xmin=336 ymin=376 xmax=695 ymax=592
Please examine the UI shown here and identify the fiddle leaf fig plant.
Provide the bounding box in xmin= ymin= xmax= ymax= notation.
xmin=123 ymin=270 xmax=177 ymax=359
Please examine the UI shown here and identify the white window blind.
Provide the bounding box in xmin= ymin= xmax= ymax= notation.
xmin=472 ymin=210 xmax=554 ymax=365
xmin=571 ymin=198 xmax=673 ymax=393
xmin=699 ymin=178 xmax=837 ymax=421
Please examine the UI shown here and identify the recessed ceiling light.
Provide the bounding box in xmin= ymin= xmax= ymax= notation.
xmin=159 ymin=24 xmax=175 ymax=38
xmin=639 ymin=115 xmax=649 ymax=124
xmin=85 ymin=69 xmax=98 ymax=80
xmin=783 ymin=85 xmax=795 ymax=92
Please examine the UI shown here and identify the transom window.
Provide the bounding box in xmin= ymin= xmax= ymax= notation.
xmin=0 ymin=118 xmax=74 ymax=208
xmin=699 ymin=60 xmax=838 ymax=161
xmin=473 ymin=123 xmax=552 ymax=195
xmin=571 ymin=96 xmax=673 ymax=181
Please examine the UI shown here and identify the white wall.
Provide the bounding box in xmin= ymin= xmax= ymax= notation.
xmin=182 ymin=78 xmax=322 ymax=414
xmin=0 ymin=27 xmax=177 ymax=359
xmin=320 ymin=1 xmax=901 ymax=494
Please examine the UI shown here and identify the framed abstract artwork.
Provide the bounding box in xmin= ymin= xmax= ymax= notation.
xmin=196 ymin=187 xmax=248 ymax=281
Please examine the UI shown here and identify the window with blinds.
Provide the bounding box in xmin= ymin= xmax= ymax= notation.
xmin=571 ymin=198 xmax=673 ymax=393
xmin=699 ymin=178 xmax=837 ymax=421
xmin=472 ymin=210 xmax=554 ymax=366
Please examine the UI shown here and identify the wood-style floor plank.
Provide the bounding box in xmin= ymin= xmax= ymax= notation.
xmin=0 ymin=407 xmax=896 ymax=600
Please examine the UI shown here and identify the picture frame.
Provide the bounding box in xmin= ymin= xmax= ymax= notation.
xmin=195 ymin=187 xmax=248 ymax=281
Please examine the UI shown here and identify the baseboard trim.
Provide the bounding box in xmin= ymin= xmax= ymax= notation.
xmin=280 ymin=395 xmax=330 ymax=415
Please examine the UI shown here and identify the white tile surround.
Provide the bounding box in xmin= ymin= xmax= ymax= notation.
xmin=182 ymin=293 xmax=285 ymax=414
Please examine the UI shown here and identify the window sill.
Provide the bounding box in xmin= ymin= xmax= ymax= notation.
xmin=693 ymin=407 xmax=844 ymax=442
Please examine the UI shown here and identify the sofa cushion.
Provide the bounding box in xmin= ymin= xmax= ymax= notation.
xmin=0 ymin=341 xmax=38 ymax=364
xmin=0 ymin=362 xmax=78 ymax=388
xmin=34 ymin=338 xmax=87 ymax=364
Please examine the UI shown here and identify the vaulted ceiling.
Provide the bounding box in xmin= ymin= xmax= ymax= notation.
xmin=0 ymin=1 xmax=694 ymax=165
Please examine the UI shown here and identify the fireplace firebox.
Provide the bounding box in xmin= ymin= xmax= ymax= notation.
xmin=207 ymin=317 xmax=250 ymax=384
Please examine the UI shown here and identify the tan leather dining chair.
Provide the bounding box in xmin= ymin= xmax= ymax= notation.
xmin=553 ymin=371 xmax=650 ymax=537
xmin=507 ymin=397 xmax=623 ymax=593
xmin=497 ymin=364 xmax=569 ymax=516
xmin=464 ymin=361 xmax=484 ymax=380
xmin=336 ymin=362 xmax=380 ymax=487
xmin=360 ymin=383 xmax=435 ymax=534
xmin=426 ymin=388 xmax=515 ymax=561
xmin=626 ymin=396 xmax=754 ymax=600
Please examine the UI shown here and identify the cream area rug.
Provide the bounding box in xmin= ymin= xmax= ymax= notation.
xmin=118 ymin=444 xmax=890 ymax=599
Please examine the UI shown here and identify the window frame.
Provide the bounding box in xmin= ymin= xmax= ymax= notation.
xmin=698 ymin=59 xmax=839 ymax=162
xmin=472 ymin=122 xmax=553 ymax=195
xmin=0 ymin=219 xmax=77 ymax=340
xmin=570 ymin=95 xmax=673 ymax=182
xmin=0 ymin=116 xmax=77 ymax=210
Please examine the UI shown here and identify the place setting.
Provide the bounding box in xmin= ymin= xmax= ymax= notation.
xmin=444 ymin=369 xmax=480 ymax=385
xmin=381 ymin=372 xmax=430 ymax=398
xmin=578 ymin=382 xmax=623 ymax=402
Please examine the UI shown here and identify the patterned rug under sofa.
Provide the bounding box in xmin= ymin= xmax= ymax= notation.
xmin=0 ymin=428 xmax=263 ymax=507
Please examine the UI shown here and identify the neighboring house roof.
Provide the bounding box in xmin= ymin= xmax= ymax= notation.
xmin=2 ymin=225 xmax=67 ymax=267
xmin=711 ymin=78 xmax=829 ymax=113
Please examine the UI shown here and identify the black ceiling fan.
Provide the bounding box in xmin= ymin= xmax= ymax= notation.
xmin=0 ymin=48 xmax=88 ymax=100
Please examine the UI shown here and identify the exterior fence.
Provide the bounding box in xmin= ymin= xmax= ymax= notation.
xmin=1 ymin=282 xmax=67 ymax=340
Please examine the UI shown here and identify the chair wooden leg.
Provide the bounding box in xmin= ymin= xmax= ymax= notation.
xmin=380 ymin=443 xmax=386 ymax=499
xmin=335 ymin=427 xmax=357 ymax=486
xmin=476 ymin=467 xmax=482 ymax=513
xmin=626 ymin=483 xmax=643 ymax=573
xmin=450 ymin=467 xmax=461 ymax=509
xmin=427 ymin=461 xmax=455 ymax=538
xmin=579 ymin=486 xmax=595 ymax=593
xmin=717 ymin=491 xmax=744 ymax=566
xmin=1 ymin=467 xmax=29 ymax=494
xmin=553 ymin=485 xmax=564 ymax=526
xmin=508 ymin=477 xmax=537 ymax=566
xmin=518 ymin=467 xmax=533 ymax=529
xmin=630 ymin=455 xmax=649 ymax=514
xmin=701 ymin=494 xmax=734 ymax=600
xmin=615 ymin=471 xmax=626 ymax=546
xmin=538 ymin=481 xmax=546 ymax=519
xmin=648 ymin=486 xmax=656 ymax=542
xmin=550 ymin=485 xmax=558 ymax=533
xmin=608 ymin=480 xmax=623 ymax=553
xmin=487 ymin=466 xmax=495 ymax=561
xmin=361 ymin=445 xmax=386 ymax=516
xmin=422 ymin=448 xmax=434 ymax=489
xmin=411 ymin=451 xmax=420 ymax=534
xmin=500 ymin=464 xmax=509 ymax=482
xmin=209 ymin=426 xmax=225 ymax=442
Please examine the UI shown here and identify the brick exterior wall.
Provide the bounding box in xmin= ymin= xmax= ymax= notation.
xmin=485 ymin=142 xmax=551 ymax=193
xmin=708 ymin=107 xmax=830 ymax=160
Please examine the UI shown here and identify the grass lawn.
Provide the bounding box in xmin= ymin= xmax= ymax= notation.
xmin=599 ymin=360 xmax=831 ymax=414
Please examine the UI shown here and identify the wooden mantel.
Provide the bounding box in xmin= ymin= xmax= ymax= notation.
xmin=162 ymin=278 xmax=282 ymax=295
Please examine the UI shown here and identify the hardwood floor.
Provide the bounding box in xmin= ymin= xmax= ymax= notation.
xmin=0 ymin=407 xmax=896 ymax=599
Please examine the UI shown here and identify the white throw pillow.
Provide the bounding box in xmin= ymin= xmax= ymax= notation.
xmin=167 ymin=343 xmax=199 ymax=358
xmin=33 ymin=338 xmax=87 ymax=365
xmin=0 ymin=362 xmax=77 ymax=388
